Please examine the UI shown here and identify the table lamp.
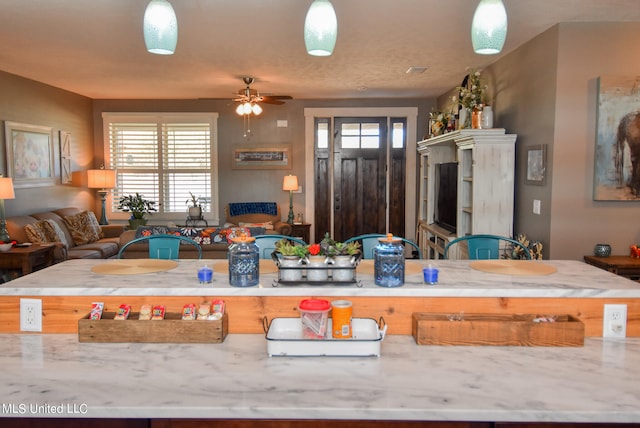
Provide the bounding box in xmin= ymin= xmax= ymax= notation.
xmin=282 ymin=174 xmax=298 ymax=225
xmin=87 ymin=168 xmax=116 ymax=225
xmin=0 ymin=176 xmax=15 ymax=242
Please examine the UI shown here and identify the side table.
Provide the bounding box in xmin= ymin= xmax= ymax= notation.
xmin=584 ymin=255 xmax=640 ymax=282
xmin=0 ymin=244 xmax=56 ymax=277
xmin=290 ymin=223 xmax=311 ymax=243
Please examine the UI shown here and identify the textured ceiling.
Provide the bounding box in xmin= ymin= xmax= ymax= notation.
xmin=0 ymin=0 xmax=639 ymax=100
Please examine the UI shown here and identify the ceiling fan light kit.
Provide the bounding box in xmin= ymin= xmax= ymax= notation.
xmin=471 ymin=0 xmax=508 ymax=55
xmin=304 ymin=0 xmax=338 ymax=56
xmin=143 ymin=0 xmax=178 ymax=55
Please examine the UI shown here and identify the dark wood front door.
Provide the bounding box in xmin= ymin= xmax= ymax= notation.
xmin=333 ymin=117 xmax=387 ymax=242
xmin=313 ymin=117 xmax=406 ymax=243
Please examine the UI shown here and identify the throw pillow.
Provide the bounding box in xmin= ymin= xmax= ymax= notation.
xmin=24 ymin=222 xmax=47 ymax=243
xmin=41 ymin=220 xmax=70 ymax=249
xmin=24 ymin=219 xmax=70 ymax=262
xmin=62 ymin=211 xmax=103 ymax=245
xmin=239 ymin=221 xmax=274 ymax=230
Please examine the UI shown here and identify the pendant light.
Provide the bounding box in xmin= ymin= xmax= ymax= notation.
xmin=143 ymin=0 xmax=178 ymax=55
xmin=304 ymin=0 xmax=338 ymax=57
xmin=471 ymin=0 xmax=507 ymax=55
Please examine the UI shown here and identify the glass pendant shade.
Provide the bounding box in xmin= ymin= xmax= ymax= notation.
xmin=304 ymin=0 xmax=338 ymax=57
xmin=471 ymin=0 xmax=507 ymax=55
xmin=143 ymin=0 xmax=178 ymax=55
xmin=251 ymin=104 xmax=263 ymax=115
xmin=236 ymin=102 xmax=263 ymax=116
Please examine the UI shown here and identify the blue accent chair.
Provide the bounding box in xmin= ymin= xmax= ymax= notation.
xmin=117 ymin=234 xmax=203 ymax=260
xmin=343 ymin=233 xmax=422 ymax=259
xmin=443 ymin=234 xmax=532 ymax=260
xmin=254 ymin=234 xmax=307 ymax=259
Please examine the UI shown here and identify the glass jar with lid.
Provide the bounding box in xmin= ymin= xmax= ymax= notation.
xmin=373 ymin=233 xmax=405 ymax=287
xmin=228 ymin=234 xmax=259 ymax=287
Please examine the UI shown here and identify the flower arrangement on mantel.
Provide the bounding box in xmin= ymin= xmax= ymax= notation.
xmin=454 ymin=67 xmax=488 ymax=111
xmin=428 ymin=109 xmax=452 ymax=137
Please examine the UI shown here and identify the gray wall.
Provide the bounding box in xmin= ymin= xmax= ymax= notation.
xmin=473 ymin=22 xmax=640 ymax=260
xmin=0 ymin=71 xmax=95 ymax=217
xmin=92 ymin=98 xmax=431 ymax=225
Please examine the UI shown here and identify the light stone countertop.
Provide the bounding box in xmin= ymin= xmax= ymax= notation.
xmin=0 ymin=333 xmax=639 ymax=422
xmin=1 ymin=259 xmax=639 ymax=298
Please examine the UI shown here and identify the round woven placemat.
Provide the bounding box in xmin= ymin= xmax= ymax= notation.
xmin=470 ymin=260 xmax=557 ymax=276
xmin=91 ymin=259 xmax=179 ymax=275
xmin=213 ymin=259 xmax=279 ymax=274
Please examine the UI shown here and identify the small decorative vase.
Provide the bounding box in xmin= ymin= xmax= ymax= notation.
xmin=306 ymin=255 xmax=328 ymax=281
xmin=482 ymin=105 xmax=494 ymax=129
xmin=332 ymin=255 xmax=355 ymax=282
xmin=471 ymin=106 xmax=483 ymax=129
xmin=279 ymin=256 xmax=303 ymax=282
xmin=594 ymin=244 xmax=612 ymax=257
xmin=458 ymin=108 xmax=471 ymax=129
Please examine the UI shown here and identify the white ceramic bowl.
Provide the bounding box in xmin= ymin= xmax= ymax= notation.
xmin=0 ymin=243 xmax=13 ymax=252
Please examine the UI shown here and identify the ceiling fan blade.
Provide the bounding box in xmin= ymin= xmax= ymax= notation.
xmin=261 ymin=95 xmax=292 ymax=105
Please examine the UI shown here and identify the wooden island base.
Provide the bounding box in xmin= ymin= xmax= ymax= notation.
xmin=0 ymin=295 xmax=638 ymax=337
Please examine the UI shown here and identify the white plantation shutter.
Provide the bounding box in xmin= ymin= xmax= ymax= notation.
xmin=103 ymin=113 xmax=219 ymax=222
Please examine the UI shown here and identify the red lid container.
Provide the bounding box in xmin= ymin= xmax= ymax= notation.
xmin=298 ymin=299 xmax=331 ymax=312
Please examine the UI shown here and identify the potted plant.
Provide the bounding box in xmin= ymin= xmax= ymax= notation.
xmin=117 ymin=193 xmax=157 ymax=229
xmin=185 ymin=192 xmax=204 ymax=219
xmin=332 ymin=240 xmax=361 ymax=282
xmin=275 ymin=238 xmax=307 ymax=282
xmin=306 ymin=242 xmax=329 ymax=281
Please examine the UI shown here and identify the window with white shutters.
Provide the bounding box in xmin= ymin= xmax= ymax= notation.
xmin=102 ymin=113 xmax=219 ymax=223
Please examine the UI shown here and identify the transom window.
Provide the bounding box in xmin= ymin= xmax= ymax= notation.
xmin=102 ymin=112 xmax=219 ymax=223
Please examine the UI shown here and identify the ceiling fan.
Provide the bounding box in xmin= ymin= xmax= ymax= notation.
xmin=233 ymin=77 xmax=292 ymax=116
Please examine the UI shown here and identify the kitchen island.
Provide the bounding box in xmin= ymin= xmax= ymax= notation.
xmin=1 ymin=259 xmax=640 ymax=426
xmin=0 ymin=259 xmax=638 ymax=336
xmin=1 ymin=333 xmax=639 ymax=425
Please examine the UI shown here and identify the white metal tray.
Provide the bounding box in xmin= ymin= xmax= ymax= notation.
xmin=264 ymin=317 xmax=387 ymax=357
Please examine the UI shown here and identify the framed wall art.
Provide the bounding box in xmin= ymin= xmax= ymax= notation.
xmin=5 ymin=121 xmax=55 ymax=188
xmin=525 ymin=144 xmax=546 ymax=186
xmin=232 ymin=145 xmax=291 ymax=170
xmin=594 ymin=75 xmax=640 ymax=200
xmin=59 ymin=130 xmax=72 ymax=184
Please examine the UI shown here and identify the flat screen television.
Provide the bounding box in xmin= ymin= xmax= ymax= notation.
xmin=434 ymin=162 xmax=458 ymax=234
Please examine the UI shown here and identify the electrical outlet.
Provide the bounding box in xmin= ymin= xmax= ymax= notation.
xmin=20 ymin=298 xmax=42 ymax=332
xmin=603 ymin=304 xmax=627 ymax=338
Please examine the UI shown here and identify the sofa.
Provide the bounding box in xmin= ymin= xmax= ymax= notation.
xmin=224 ymin=202 xmax=291 ymax=236
xmin=6 ymin=207 xmax=124 ymax=260
xmin=118 ymin=226 xmax=252 ymax=259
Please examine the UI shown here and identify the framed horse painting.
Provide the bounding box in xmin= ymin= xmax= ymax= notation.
xmin=594 ymin=76 xmax=640 ymax=200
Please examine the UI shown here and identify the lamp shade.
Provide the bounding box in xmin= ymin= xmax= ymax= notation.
xmin=0 ymin=177 xmax=15 ymax=199
xmin=143 ymin=0 xmax=178 ymax=55
xmin=283 ymin=175 xmax=299 ymax=191
xmin=304 ymin=0 xmax=338 ymax=57
xmin=87 ymin=169 xmax=116 ymax=190
xmin=471 ymin=0 xmax=508 ymax=55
